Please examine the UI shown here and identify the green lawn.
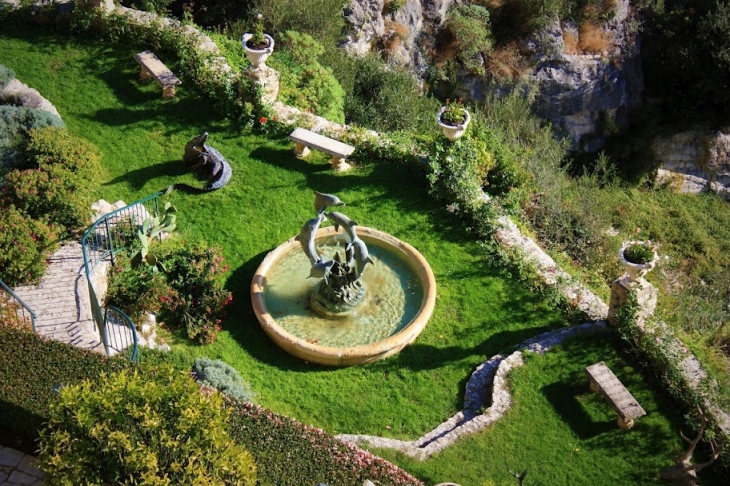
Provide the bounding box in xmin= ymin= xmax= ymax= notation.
xmin=1 ymin=26 xmax=721 ymax=485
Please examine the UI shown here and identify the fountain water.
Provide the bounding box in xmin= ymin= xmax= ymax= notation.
xmin=251 ymin=192 xmax=436 ymax=366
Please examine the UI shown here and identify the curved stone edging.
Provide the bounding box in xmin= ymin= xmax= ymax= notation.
xmin=336 ymin=321 xmax=608 ymax=460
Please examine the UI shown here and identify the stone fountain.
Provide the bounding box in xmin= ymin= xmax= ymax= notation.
xmin=251 ymin=192 xmax=436 ymax=366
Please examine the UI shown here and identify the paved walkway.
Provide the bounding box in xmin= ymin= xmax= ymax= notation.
xmin=12 ymin=242 xmax=102 ymax=353
xmin=0 ymin=447 xmax=43 ymax=486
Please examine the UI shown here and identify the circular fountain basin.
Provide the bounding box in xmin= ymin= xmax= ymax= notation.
xmin=251 ymin=226 xmax=436 ymax=366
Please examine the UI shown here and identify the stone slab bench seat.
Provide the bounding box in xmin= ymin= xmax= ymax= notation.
xmin=288 ymin=127 xmax=355 ymax=171
xmin=585 ymin=361 xmax=646 ymax=429
xmin=134 ymin=51 xmax=181 ymax=99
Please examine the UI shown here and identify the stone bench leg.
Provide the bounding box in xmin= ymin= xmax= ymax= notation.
xmin=589 ymin=381 xmax=600 ymax=394
xmin=139 ymin=66 xmax=152 ymax=81
xmin=331 ymin=156 xmax=351 ymax=172
xmin=162 ymin=85 xmax=176 ymax=99
xmin=617 ymin=417 xmax=634 ymax=430
xmin=293 ymin=143 xmax=310 ymax=157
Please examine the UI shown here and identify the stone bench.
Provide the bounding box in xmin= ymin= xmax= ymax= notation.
xmin=585 ymin=361 xmax=646 ymax=429
xmin=133 ymin=51 xmax=181 ymax=99
xmin=288 ymin=127 xmax=355 ymax=171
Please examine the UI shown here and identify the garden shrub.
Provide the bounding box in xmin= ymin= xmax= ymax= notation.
xmin=252 ymin=0 xmax=346 ymax=48
xmin=0 ymin=105 xmax=64 ymax=151
xmin=106 ymin=238 xmax=233 ymax=344
xmin=105 ymin=255 xmax=175 ymax=326
xmin=0 ymin=63 xmax=14 ymax=89
xmin=444 ymin=3 xmax=494 ymax=75
xmin=0 ymin=205 xmax=58 ymax=286
xmin=343 ymin=54 xmax=439 ymax=133
xmin=228 ymin=401 xmax=423 ymax=486
xmin=0 ymin=166 xmax=92 ymax=235
xmin=269 ymin=30 xmax=346 ymax=123
xmin=155 ymin=239 xmax=233 ymax=344
xmin=26 ymin=126 xmax=100 ymax=183
xmin=37 ymin=364 xmax=257 ymax=485
xmin=192 ymin=357 xmax=256 ymax=402
xmin=0 ymin=326 xmax=129 ymax=443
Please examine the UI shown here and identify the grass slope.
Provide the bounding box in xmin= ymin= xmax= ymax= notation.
xmin=1 ymin=26 xmax=720 ymax=485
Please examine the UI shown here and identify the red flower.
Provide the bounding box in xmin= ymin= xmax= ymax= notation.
xmin=259 ymin=116 xmax=267 ymax=124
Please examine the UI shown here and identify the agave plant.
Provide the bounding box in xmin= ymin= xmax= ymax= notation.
xmin=130 ymin=202 xmax=177 ymax=272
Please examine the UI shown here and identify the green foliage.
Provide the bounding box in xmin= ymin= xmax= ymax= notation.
xmin=438 ymin=98 xmax=468 ymax=126
xmin=249 ymin=12 xmax=266 ymax=46
xmin=107 ymin=238 xmax=233 ymax=344
xmin=105 ymin=257 xmax=174 ymax=326
xmin=1 ymin=127 xmax=100 ymax=236
xmin=38 ymin=364 xmax=257 ymax=485
xmin=0 ymin=326 xmax=129 ymax=442
xmin=0 ymin=105 xmax=64 ymax=151
xmin=228 ymin=401 xmax=423 ymax=485
xmin=343 ymin=54 xmax=439 ymax=133
xmin=444 ymin=3 xmax=494 ymax=74
xmin=0 ymin=63 xmax=14 ymax=89
xmin=155 ymin=239 xmax=232 ymax=344
xmin=0 ymin=205 xmax=58 ymax=286
xmin=623 ymin=241 xmax=655 ymax=264
xmin=133 ymin=0 xmax=175 ymax=15
xmin=252 ymin=0 xmax=346 ymax=47
xmin=268 ymin=31 xmax=346 ymax=123
xmin=130 ymin=202 xmax=178 ymax=272
xmin=192 ymin=358 xmax=256 ymax=402
xmin=386 ymin=0 xmax=406 ymax=15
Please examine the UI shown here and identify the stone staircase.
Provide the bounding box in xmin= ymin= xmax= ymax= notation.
xmin=12 ymin=242 xmax=103 ymax=353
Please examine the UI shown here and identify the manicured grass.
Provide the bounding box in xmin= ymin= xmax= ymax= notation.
xmin=2 ymin=26 xmax=720 ymax=484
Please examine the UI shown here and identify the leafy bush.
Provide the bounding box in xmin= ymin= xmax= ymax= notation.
xmin=252 ymin=0 xmax=346 ymax=47
xmin=0 ymin=205 xmax=58 ymax=286
xmin=105 ymin=256 xmax=175 ymax=326
xmin=0 ymin=63 xmax=14 ymax=89
xmin=444 ymin=3 xmax=494 ymax=74
xmin=26 ymin=126 xmax=100 ymax=182
xmin=229 ymin=401 xmax=423 ymax=485
xmin=0 ymin=326 xmax=129 ymax=442
xmin=38 ymin=364 xmax=257 ymax=485
xmin=192 ymin=358 xmax=256 ymax=402
xmin=269 ymin=30 xmax=346 ymax=123
xmin=155 ymin=239 xmax=233 ymax=344
xmin=0 ymin=166 xmax=92 ymax=235
xmin=106 ymin=238 xmax=233 ymax=344
xmin=343 ymin=54 xmax=439 ymax=133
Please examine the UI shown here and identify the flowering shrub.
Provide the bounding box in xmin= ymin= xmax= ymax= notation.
xmin=107 ymin=238 xmax=233 ymax=344
xmin=0 ymin=205 xmax=58 ymax=286
xmin=228 ymin=401 xmax=424 ymax=486
xmin=439 ymin=98 xmax=468 ymax=126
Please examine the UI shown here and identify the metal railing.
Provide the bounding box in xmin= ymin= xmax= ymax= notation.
xmin=0 ymin=280 xmax=37 ymax=333
xmin=81 ymin=192 xmax=163 ymax=362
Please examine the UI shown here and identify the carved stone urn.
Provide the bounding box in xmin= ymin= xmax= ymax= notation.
xmin=437 ymin=106 xmax=471 ymax=141
xmin=619 ymin=240 xmax=658 ymax=283
xmin=242 ymin=33 xmax=275 ymax=68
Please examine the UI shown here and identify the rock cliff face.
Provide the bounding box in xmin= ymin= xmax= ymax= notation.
xmin=342 ymin=0 xmax=642 ymax=152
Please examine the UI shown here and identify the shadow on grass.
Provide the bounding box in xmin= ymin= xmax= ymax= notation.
xmin=542 ymin=381 xmax=615 ymax=440
xmin=102 ymin=159 xmax=189 ymax=191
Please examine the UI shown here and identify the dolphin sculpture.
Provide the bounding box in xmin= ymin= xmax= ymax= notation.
xmin=348 ymin=237 xmax=374 ymax=279
xmin=295 ymin=213 xmax=325 ymax=265
xmin=325 ymin=211 xmax=358 ymax=244
xmin=314 ymin=191 xmax=345 ymax=214
xmin=308 ymin=260 xmax=336 ymax=284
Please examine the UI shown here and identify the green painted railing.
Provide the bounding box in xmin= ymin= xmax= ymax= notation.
xmin=0 ymin=280 xmax=37 ymax=333
xmin=81 ymin=192 xmax=163 ymax=361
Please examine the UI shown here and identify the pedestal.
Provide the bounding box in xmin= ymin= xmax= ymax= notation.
xmin=607 ymin=276 xmax=658 ymax=327
xmin=244 ymin=65 xmax=280 ymax=105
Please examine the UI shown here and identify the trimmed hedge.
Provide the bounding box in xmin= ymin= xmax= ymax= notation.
xmin=0 ymin=326 xmax=129 ymax=443
xmin=228 ymin=401 xmax=424 ymax=486
xmin=0 ymin=205 xmax=59 ymax=286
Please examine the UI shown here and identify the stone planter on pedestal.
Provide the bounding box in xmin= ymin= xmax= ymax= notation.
xmin=437 ymin=106 xmax=470 ymax=141
xmin=242 ymin=33 xmax=275 ymax=68
xmin=618 ymin=240 xmax=658 ymax=284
